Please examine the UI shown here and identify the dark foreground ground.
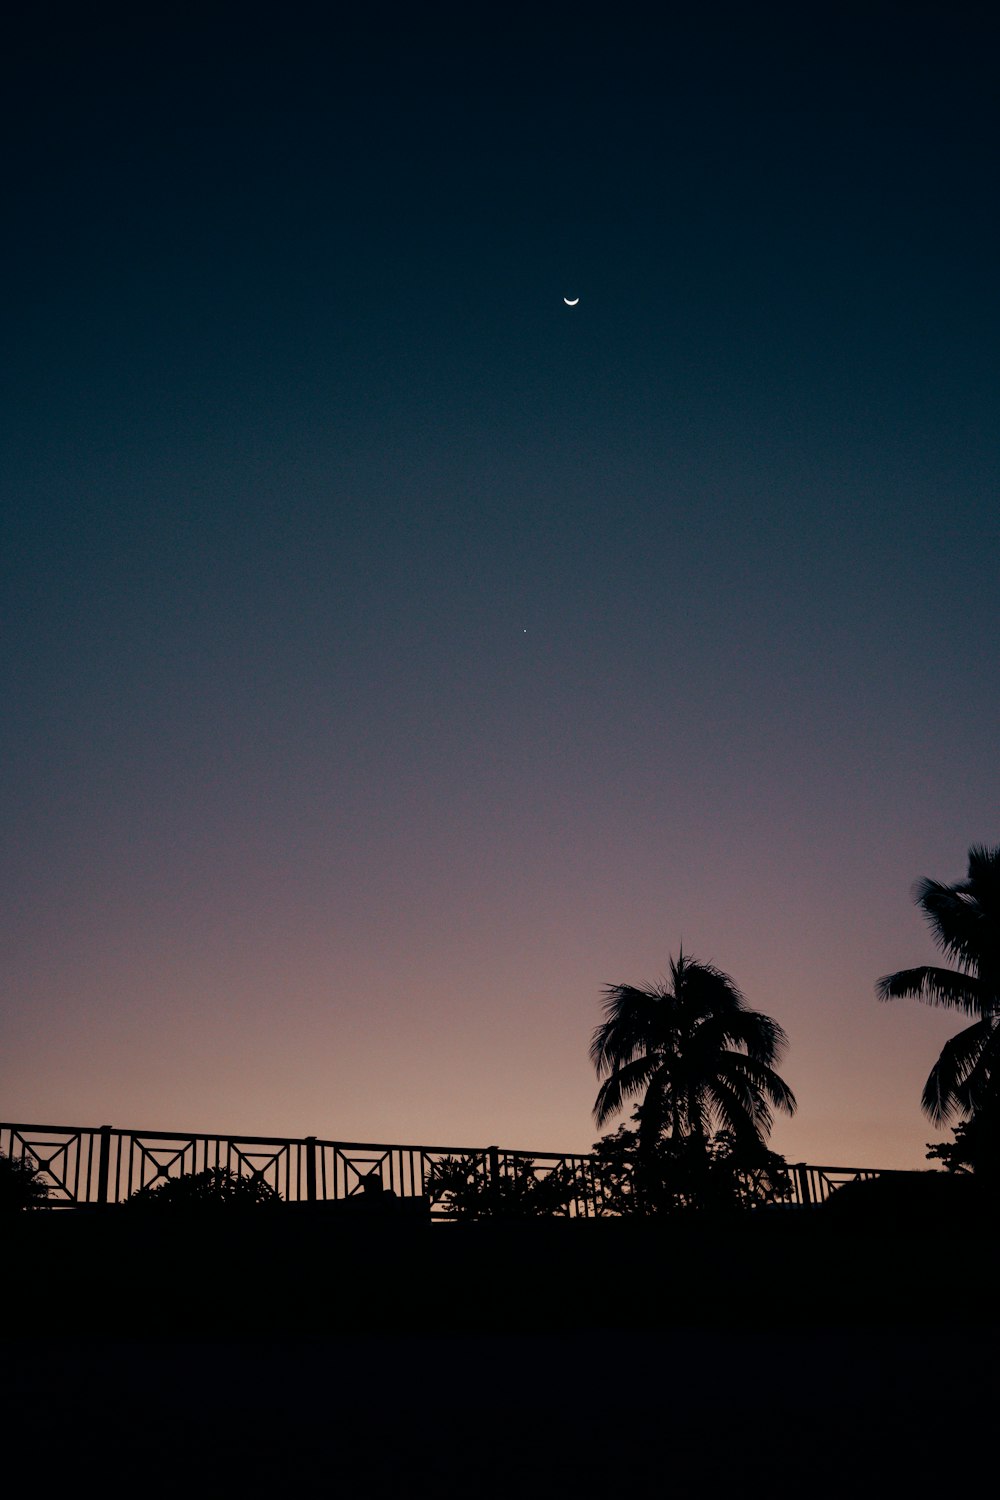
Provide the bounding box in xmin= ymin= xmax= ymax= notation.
xmin=4 ymin=1193 xmax=995 ymax=1497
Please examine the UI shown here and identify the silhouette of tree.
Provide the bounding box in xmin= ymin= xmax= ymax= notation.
xmin=590 ymin=1113 xmax=792 ymax=1214
xmin=589 ymin=1122 xmax=644 ymax=1215
xmin=877 ymin=844 xmax=1000 ymax=1175
xmin=424 ymin=1153 xmax=580 ymax=1218
xmin=124 ymin=1165 xmax=280 ymax=1208
xmin=926 ymin=1121 xmax=977 ymax=1174
xmin=591 ymin=952 xmax=796 ymax=1209
xmin=658 ymin=1129 xmax=792 ymax=1211
xmin=0 ymin=1149 xmax=50 ymax=1211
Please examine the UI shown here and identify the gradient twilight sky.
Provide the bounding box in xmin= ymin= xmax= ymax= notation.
xmin=3 ymin=5 xmax=997 ymax=1169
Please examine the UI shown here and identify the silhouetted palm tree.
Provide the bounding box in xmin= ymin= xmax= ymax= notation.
xmin=877 ymin=844 xmax=1000 ymax=1138
xmin=590 ymin=953 xmax=797 ymax=1190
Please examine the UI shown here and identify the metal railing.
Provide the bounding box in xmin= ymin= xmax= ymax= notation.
xmin=1 ymin=1120 xmax=887 ymax=1216
xmin=788 ymin=1161 xmax=885 ymax=1206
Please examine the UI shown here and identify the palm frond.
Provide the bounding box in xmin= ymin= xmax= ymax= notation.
xmin=966 ymin=844 xmax=1000 ymax=884
xmin=915 ymin=847 xmax=1000 ymax=973
xmin=676 ymin=958 xmax=748 ymax=1016
xmin=736 ymin=1009 xmax=789 ymax=1064
xmin=920 ymin=1020 xmax=993 ymax=1124
xmin=695 ymin=1007 xmax=789 ymax=1066
xmin=876 ymin=965 xmax=985 ymax=1015
xmin=715 ymin=1051 xmax=797 ymax=1118
xmin=950 ymin=1020 xmax=1000 ymax=1117
xmin=593 ymin=1054 xmax=658 ymax=1127
xmin=589 ymin=984 xmax=664 ymax=1076
xmin=917 ymin=880 xmax=986 ymax=970
xmin=702 ymin=1072 xmax=769 ymax=1147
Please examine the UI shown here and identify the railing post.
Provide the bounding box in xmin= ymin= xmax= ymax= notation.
xmin=96 ymin=1125 xmax=112 ymax=1207
xmin=305 ymin=1136 xmax=317 ymax=1204
xmin=488 ymin=1145 xmax=500 ymax=1216
xmin=794 ymin=1163 xmax=812 ymax=1207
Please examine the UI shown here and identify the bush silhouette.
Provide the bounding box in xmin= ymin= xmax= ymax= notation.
xmin=925 ymin=1117 xmax=1000 ymax=1176
xmin=590 ymin=1115 xmax=792 ymax=1214
xmin=0 ymin=1150 xmax=51 ymax=1211
xmin=124 ymin=1165 xmax=280 ymax=1209
xmin=424 ymin=1153 xmax=581 ymax=1218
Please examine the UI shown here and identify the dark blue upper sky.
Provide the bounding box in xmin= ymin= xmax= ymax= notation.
xmin=3 ymin=4 xmax=997 ymax=1164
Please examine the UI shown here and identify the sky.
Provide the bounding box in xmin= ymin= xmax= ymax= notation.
xmin=3 ymin=4 xmax=997 ymax=1171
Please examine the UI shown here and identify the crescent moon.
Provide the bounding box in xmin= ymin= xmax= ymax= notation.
xmin=563 ymin=296 xmax=580 ymax=306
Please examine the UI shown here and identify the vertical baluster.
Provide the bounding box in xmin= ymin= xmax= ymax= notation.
xmin=794 ymin=1163 xmax=812 ymax=1206
xmin=74 ymin=1133 xmax=84 ymax=1205
xmin=96 ymin=1125 xmax=112 ymax=1208
xmin=488 ymin=1146 xmax=500 ymax=1216
xmin=305 ymin=1137 xmax=317 ymax=1204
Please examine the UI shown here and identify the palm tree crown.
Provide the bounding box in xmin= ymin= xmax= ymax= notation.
xmin=590 ymin=952 xmax=796 ymax=1156
xmin=876 ymin=843 xmax=1000 ymax=1125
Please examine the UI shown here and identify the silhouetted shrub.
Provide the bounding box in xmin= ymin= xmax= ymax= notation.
xmin=590 ymin=1114 xmax=792 ymax=1214
xmin=0 ymin=1149 xmax=51 ymax=1211
xmin=424 ymin=1154 xmax=581 ymax=1219
xmin=926 ymin=1121 xmax=976 ymax=1174
xmin=659 ymin=1129 xmax=793 ymax=1211
xmin=124 ymin=1165 xmax=280 ymax=1209
xmin=588 ymin=1123 xmax=643 ymax=1215
xmin=926 ymin=1115 xmax=1000 ymax=1178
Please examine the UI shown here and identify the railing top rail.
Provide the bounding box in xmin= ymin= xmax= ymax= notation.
xmin=0 ymin=1123 xmax=595 ymax=1162
xmin=2 ymin=1123 xmax=308 ymax=1149
xmin=790 ymin=1162 xmax=905 ymax=1175
xmin=322 ymin=1140 xmax=490 ymax=1156
xmin=1 ymin=1123 xmax=898 ymax=1181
